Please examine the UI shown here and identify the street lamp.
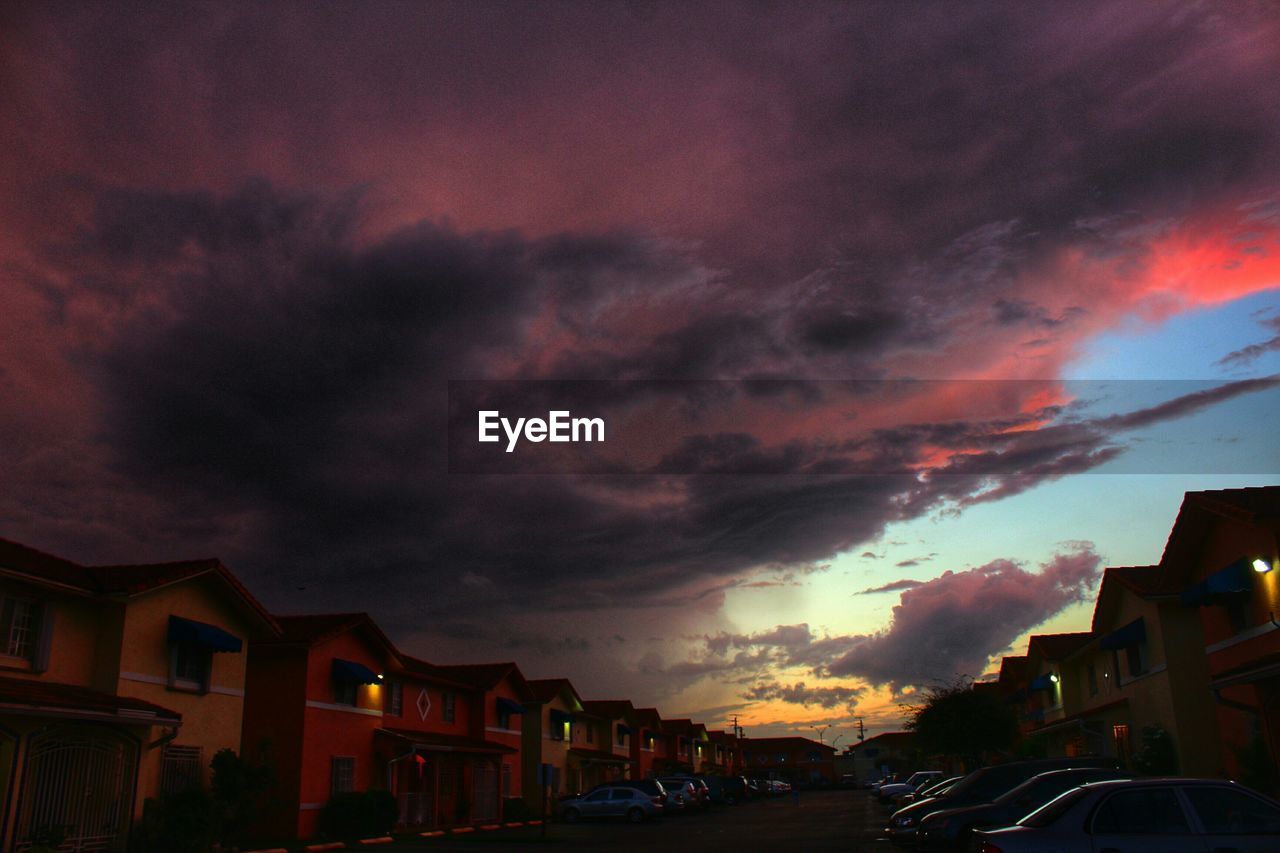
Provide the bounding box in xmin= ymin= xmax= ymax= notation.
xmin=831 ymin=733 xmax=845 ymax=750
xmin=811 ymin=724 xmax=832 ymax=743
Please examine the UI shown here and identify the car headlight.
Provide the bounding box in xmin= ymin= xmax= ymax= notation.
xmin=893 ymin=816 xmax=917 ymax=828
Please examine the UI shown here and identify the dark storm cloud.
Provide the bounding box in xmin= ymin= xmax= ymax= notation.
xmin=744 ymin=680 xmax=865 ymax=711
xmin=1218 ymin=314 xmax=1280 ymax=367
xmin=2 ymin=0 xmax=1278 ymax=678
xmin=856 ymin=579 xmax=922 ymax=595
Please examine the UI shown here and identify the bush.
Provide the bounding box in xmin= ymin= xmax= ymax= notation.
xmin=319 ymin=789 xmax=398 ymax=839
xmin=132 ymin=789 xmax=215 ymax=853
xmin=1133 ymin=726 xmax=1179 ymax=775
xmin=502 ymin=797 xmax=529 ymax=822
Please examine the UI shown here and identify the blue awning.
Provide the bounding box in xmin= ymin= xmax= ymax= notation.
xmin=617 ymin=724 xmax=633 ymax=736
xmin=332 ymin=658 xmax=382 ymax=685
xmin=497 ymin=697 xmax=525 ymax=715
xmin=550 ymin=709 xmax=575 ymax=725
xmin=167 ymin=615 xmax=242 ymax=653
xmin=643 ymin=729 xmax=658 ymax=741
xmin=1100 ymin=617 xmax=1146 ymax=651
xmin=1029 ymin=674 xmax=1054 ymax=691
xmin=1181 ymin=557 xmax=1253 ymax=606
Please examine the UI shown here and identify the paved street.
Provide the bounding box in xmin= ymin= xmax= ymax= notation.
xmin=382 ymin=790 xmax=893 ymax=852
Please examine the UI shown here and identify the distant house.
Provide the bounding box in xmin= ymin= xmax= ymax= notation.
xmin=0 ymin=538 xmax=277 ymax=852
xmin=630 ymin=706 xmax=668 ymax=778
xmin=739 ymin=736 xmax=836 ymax=784
xmin=838 ymin=731 xmax=917 ymax=782
xmin=706 ymin=729 xmax=740 ymax=774
xmin=1157 ymin=487 xmax=1280 ymax=791
xmin=576 ymin=700 xmax=639 ymax=789
xmin=658 ymin=718 xmax=709 ymax=774
xmin=1017 ymin=632 xmax=1093 ymax=735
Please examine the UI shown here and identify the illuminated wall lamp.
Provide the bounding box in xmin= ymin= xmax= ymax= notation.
xmin=1252 ymin=558 xmax=1272 ymax=574
xmin=1048 ymin=673 xmax=1060 ymax=684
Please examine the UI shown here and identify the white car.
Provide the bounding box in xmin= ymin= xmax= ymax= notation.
xmin=878 ymin=770 xmax=944 ymax=803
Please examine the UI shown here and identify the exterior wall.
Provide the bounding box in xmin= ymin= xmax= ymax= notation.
xmin=0 ymin=580 xmax=120 ymax=692
xmin=115 ymin=575 xmax=257 ymax=800
xmin=241 ymin=643 xmax=308 ymax=840
xmin=474 ymin=675 xmax=524 ymax=803
xmin=739 ymin=740 xmax=836 ymax=782
xmin=1186 ymin=513 xmax=1280 ymax=786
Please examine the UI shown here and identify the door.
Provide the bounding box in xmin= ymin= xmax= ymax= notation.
xmin=1090 ymin=787 xmax=1207 ymax=853
xmin=16 ymin=725 xmax=138 ymax=853
xmin=579 ymin=788 xmax=610 ymax=817
xmin=471 ymin=760 xmax=499 ymax=822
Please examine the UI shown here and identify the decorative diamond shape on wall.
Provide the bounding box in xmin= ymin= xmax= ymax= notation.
xmin=417 ymin=688 xmax=432 ymax=721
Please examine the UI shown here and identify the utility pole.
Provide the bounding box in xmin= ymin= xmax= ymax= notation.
xmin=857 ymin=717 xmax=865 ymax=742
xmin=731 ymin=714 xmax=744 ymax=739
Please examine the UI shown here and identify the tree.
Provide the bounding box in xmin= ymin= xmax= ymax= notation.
xmin=903 ymin=679 xmax=1017 ymax=769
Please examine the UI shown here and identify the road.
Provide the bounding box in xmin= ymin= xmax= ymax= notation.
xmin=381 ymin=789 xmax=894 ymax=851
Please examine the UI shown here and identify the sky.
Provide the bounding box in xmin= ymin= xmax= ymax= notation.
xmin=2 ymin=0 xmax=1279 ymax=742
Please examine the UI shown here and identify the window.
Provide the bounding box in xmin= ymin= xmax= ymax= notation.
xmin=502 ymin=762 xmax=512 ymax=797
xmin=586 ymin=724 xmax=594 ymax=743
xmin=171 ymin=643 xmax=210 ymax=691
xmin=585 ymin=789 xmax=609 ymax=802
xmin=334 ymin=679 xmax=357 ymax=706
xmin=497 ymin=706 xmax=512 ymax=730
xmin=1225 ymin=599 xmax=1250 ymax=634
xmin=1112 ymin=724 xmax=1130 ymax=764
xmin=160 ymin=745 xmax=203 ymax=794
xmin=1125 ymin=642 xmax=1147 ymax=677
xmin=617 ymin=726 xmax=626 ymax=747
xmin=1086 ymin=662 xmax=1098 ymax=696
xmin=1091 ymin=787 xmax=1189 ymax=834
xmin=331 ymin=757 xmax=356 ymax=796
xmin=550 ymin=719 xmax=566 ymax=741
xmin=1 ymin=596 xmax=39 ymax=662
xmin=610 ymin=789 xmax=634 ymax=800
xmin=443 ymin=691 xmax=456 ymax=723
xmin=385 ymin=681 xmax=402 ymax=716
xmin=1183 ymin=785 xmax=1280 ymax=834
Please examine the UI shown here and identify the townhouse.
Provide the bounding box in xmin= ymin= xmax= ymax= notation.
xmin=0 ymin=538 xmax=276 ymax=852
xmin=522 ymin=678 xmax=586 ymax=811
xmin=739 ymin=736 xmax=836 ymax=784
xmin=629 ymin=706 xmax=666 ymax=779
xmin=837 ymin=731 xmax=917 ymax=782
xmin=576 ymin=700 xmax=638 ymax=790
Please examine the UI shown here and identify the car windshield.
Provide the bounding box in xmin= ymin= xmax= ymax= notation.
xmin=1018 ymin=787 xmax=1089 ymax=828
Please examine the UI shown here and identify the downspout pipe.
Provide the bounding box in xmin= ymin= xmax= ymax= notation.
xmin=1212 ymin=688 xmax=1260 ymax=719
xmin=387 ymin=744 xmax=418 ymax=791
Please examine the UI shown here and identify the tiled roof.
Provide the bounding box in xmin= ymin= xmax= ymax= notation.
xmin=0 ymin=538 xmax=278 ymax=635
xmin=0 ymin=537 xmax=97 ymax=590
xmin=581 ymin=699 xmax=635 ymax=719
xmin=272 ymin=613 xmax=400 ymax=665
xmin=997 ymin=655 xmax=1028 ymax=683
xmin=0 ymin=675 xmax=182 ymax=723
xmin=1157 ymin=486 xmax=1280 ymax=593
xmin=526 ymin=677 xmax=578 ymax=704
xmin=1028 ymin=632 xmax=1093 ymax=660
xmin=850 ymin=731 xmax=915 ymax=751
xmin=420 ymin=661 xmax=531 ymax=699
xmin=740 ymin=736 xmax=834 ymax=751
xmin=1105 ymin=565 xmax=1162 ymax=595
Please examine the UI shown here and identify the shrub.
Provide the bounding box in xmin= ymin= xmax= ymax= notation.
xmin=502 ymin=797 xmax=529 ymax=822
xmin=319 ymin=789 xmax=398 ymax=839
xmin=132 ymin=789 xmax=215 ymax=853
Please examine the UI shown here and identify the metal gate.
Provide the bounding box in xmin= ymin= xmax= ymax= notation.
xmin=398 ymin=792 xmax=434 ymax=827
xmin=16 ymin=725 xmax=137 ymax=853
xmin=471 ymin=760 xmax=499 ymax=822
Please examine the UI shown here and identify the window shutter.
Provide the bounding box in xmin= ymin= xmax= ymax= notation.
xmin=32 ymin=601 xmax=55 ymax=672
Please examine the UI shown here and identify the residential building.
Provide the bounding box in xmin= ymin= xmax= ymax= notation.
xmin=522 ymin=678 xmax=586 ymax=812
xmin=0 ymin=538 xmax=276 ymax=852
xmin=576 ymin=700 xmax=638 ymax=789
xmin=1158 ymin=487 xmax=1280 ymax=792
xmin=739 ymin=736 xmax=836 ymax=784
xmin=630 ymin=707 xmax=668 ymax=778
xmin=837 ymin=731 xmax=917 ymax=782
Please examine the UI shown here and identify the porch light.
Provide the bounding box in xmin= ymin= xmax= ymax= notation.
xmin=377 ymin=673 xmax=385 ymax=681
xmin=1048 ymin=673 xmax=1060 ymax=684
xmin=1253 ymin=558 xmax=1272 ymax=574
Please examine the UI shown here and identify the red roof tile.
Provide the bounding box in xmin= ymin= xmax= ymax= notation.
xmin=581 ymin=699 xmax=635 ymax=719
xmin=526 ymin=677 xmax=583 ymax=705
xmin=0 ymin=537 xmax=96 ymax=590
xmin=850 ymin=731 xmax=915 ymax=751
xmin=0 ymin=675 xmax=181 ymax=723
xmin=1028 ymin=632 xmax=1093 ymax=660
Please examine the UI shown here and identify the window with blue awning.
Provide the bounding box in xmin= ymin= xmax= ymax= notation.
xmin=331 ymin=658 xmax=382 ymax=685
xmin=616 ymin=724 xmax=633 ymax=735
xmin=1029 ymin=674 xmax=1055 ymax=691
xmin=167 ymin=615 xmax=243 ymax=653
xmin=1100 ymin=617 xmax=1146 ymax=650
xmin=1181 ymin=557 xmax=1253 ymax=606
xmin=550 ymin=709 xmax=575 ymax=725
xmin=497 ymin=697 xmax=525 ymax=715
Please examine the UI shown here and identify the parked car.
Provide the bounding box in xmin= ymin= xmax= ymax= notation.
xmin=896 ymin=775 xmax=962 ymax=807
xmin=770 ymin=780 xmax=792 ymax=794
xmin=916 ymin=766 xmax=1132 ymax=849
xmin=706 ymin=775 xmax=752 ymax=804
xmin=879 ymin=770 xmax=945 ymax=804
xmin=559 ymin=785 xmax=664 ymax=823
xmin=870 ymin=774 xmax=900 ymax=794
xmin=973 ymin=778 xmax=1280 ymax=852
xmin=886 ymin=757 xmax=1117 ymax=843
xmin=658 ymin=777 xmax=702 ymax=812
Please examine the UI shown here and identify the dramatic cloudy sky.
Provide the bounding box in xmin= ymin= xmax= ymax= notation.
xmin=3 ymin=1 xmax=1279 ymax=739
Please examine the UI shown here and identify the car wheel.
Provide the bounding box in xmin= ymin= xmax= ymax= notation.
xmin=562 ymin=807 xmax=580 ymax=823
xmin=627 ymin=807 xmax=645 ymax=823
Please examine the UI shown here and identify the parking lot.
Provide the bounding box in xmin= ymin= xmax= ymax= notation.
xmin=380 ymin=790 xmax=890 ymax=851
